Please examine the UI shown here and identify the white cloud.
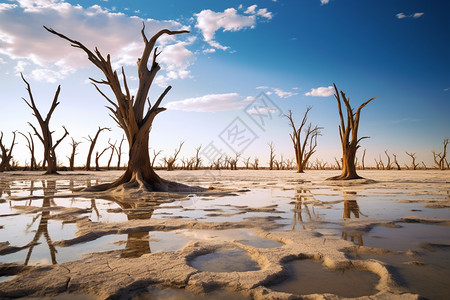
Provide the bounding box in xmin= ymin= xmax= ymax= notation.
xmin=273 ymin=88 xmax=298 ymax=98
xmin=320 ymin=0 xmax=330 ymax=5
xmin=245 ymin=5 xmax=257 ymax=15
xmin=166 ymin=93 xmax=253 ymax=112
xmin=256 ymin=85 xmax=269 ymax=89
xmin=195 ymin=6 xmax=272 ymax=50
xmin=247 ymin=106 xmax=277 ymax=115
xmin=14 ymin=60 xmax=28 ymax=72
xmin=396 ymin=12 xmax=424 ymax=19
xmin=203 ymin=48 xmax=216 ymax=53
xmin=304 ymin=86 xmax=334 ymax=97
xmin=0 ymin=0 xmax=193 ymax=84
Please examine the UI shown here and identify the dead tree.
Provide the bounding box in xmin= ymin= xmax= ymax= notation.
xmin=45 ymin=24 xmax=189 ymax=191
xmin=328 ymin=84 xmax=376 ymax=180
xmin=229 ymin=152 xmax=241 ymax=170
xmin=433 ymin=138 xmax=449 ymax=170
xmin=67 ymin=137 xmax=82 ymax=171
xmin=405 ymin=151 xmax=418 ymax=170
xmin=244 ymin=157 xmax=251 ymax=169
xmin=252 ymin=157 xmax=259 ymax=170
xmin=384 ymin=150 xmax=392 ymax=170
xmin=361 ymin=149 xmax=366 ymax=170
xmin=0 ymin=131 xmax=17 ymax=172
xmin=164 ymin=141 xmax=184 ymax=171
xmin=95 ymin=146 xmax=110 ymax=171
xmin=115 ymin=135 xmax=125 ymax=169
xmin=19 ymin=132 xmax=37 ymax=170
xmin=150 ymin=149 xmax=162 ymax=167
xmin=194 ymin=145 xmax=202 ymax=170
xmin=285 ymin=107 xmax=322 ymax=173
xmin=268 ymin=142 xmax=276 ymax=170
xmin=392 ymin=153 xmax=401 ymax=170
xmin=334 ymin=157 xmax=341 ymax=170
xmin=107 ymin=139 xmax=116 ymax=170
xmin=21 ymin=74 xmax=69 ymax=174
xmin=84 ymin=127 xmax=110 ymax=171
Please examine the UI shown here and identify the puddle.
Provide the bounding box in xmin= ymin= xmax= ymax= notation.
xmin=190 ymin=247 xmax=260 ymax=272
xmin=268 ymin=259 xmax=379 ymax=297
xmin=134 ymin=287 xmax=250 ymax=300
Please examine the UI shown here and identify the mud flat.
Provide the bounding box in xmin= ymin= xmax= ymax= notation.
xmin=0 ymin=170 xmax=448 ymax=299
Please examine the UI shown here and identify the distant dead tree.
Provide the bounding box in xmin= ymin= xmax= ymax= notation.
xmin=164 ymin=141 xmax=184 ymax=171
xmin=285 ymin=158 xmax=294 ymax=170
xmin=361 ymin=149 xmax=366 ymax=170
xmin=21 ymin=74 xmax=69 ymax=174
xmin=229 ymin=152 xmax=241 ymax=170
xmin=106 ymin=139 xmax=116 ymax=170
xmin=150 ymin=149 xmax=162 ymax=167
xmin=194 ymin=145 xmax=202 ymax=170
xmin=285 ymin=107 xmax=322 ymax=173
xmin=392 ymin=153 xmax=401 ymax=170
xmin=268 ymin=142 xmax=276 ymax=170
xmin=252 ymin=157 xmax=259 ymax=170
xmin=115 ymin=135 xmax=125 ymax=169
xmin=384 ymin=150 xmax=392 ymax=170
xmin=84 ymin=127 xmax=110 ymax=171
xmin=244 ymin=157 xmax=251 ymax=169
xmin=0 ymin=131 xmax=17 ymax=172
xmin=95 ymin=146 xmax=110 ymax=171
xmin=328 ymin=84 xmax=376 ymax=180
xmin=67 ymin=137 xmax=82 ymax=171
xmin=334 ymin=157 xmax=341 ymax=170
xmin=19 ymin=132 xmax=37 ymax=170
xmin=45 ymin=24 xmax=189 ymax=191
xmin=421 ymin=162 xmax=427 ymax=170
xmin=212 ymin=155 xmax=222 ymax=170
xmin=405 ymin=151 xmax=418 ymax=170
xmin=433 ymin=138 xmax=449 ymax=170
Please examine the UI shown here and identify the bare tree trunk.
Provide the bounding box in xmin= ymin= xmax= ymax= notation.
xmin=0 ymin=132 xmax=17 ymax=172
xmin=392 ymin=153 xmax=401 ymax=170
xmin=328 ymin=84 xmax=376 ymax=180
xmin=361 ymin=149 xmax=366 ymax=170
xmin=115 ymin=135 xmax=125 ymax=169
xmin=21 ymin=74 xmax=68 ymax=174
xmin=164 ymin=142 xmax=184 ymax=171
xmin=194 ymin=145 xmax=202 ymax=170
xmin=46 ymin=25 xmax=191 ymax=191
xmin=268 ymin=142 xmax=275 ymax=170
xmin=406 ymin=152 xmax=418 ymax=170
xmin=384 ymin=150 xmax=391 ymax=170
xmin=285 ymin=107 xmax=322 ymax=173
xmin=67 ymin=137 xmax=81 ymax=171
xmin=85 ymin=127 xmax=110 ymax=171
xmin=433 ymin=138 xmax=449 ymax=170
xmin=19 ymin=132 xmax=36 ymax=170
xmin=95 ymin=146 xmax=110 ymax=171
xmin=150 ymin=149 xmax=162 ymax=167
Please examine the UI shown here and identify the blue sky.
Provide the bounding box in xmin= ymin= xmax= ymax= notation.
xmin=0 ymin=0 xmax=449 ymax=168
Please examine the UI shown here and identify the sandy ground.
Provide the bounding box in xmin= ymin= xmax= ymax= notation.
xmin=0 ymin=169 xmax=449 ymax=299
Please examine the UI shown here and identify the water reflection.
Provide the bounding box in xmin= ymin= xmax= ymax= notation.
xmin=24 ymin=180 xmax=57 ymax=265
xmin=341 ymin=191 xmax=365 ymax=246
xmin=292 ymin=189 xmax=321 ymax=230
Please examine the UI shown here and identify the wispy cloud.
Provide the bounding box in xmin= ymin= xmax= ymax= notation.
xmin=195 ymin=5 xmax=272 ymax=51
xmin=396 ymin=12 xmax=424 ymax=19
xmin=166 ymin=93 xmax=254 ymax=112
xmin=0 ymin=0 xmax=193 ymax=84
xmin=304 ymin=86 xmax=334 ymax=97
xmin=320 ymin=0 xmax=330 ymax=5
xmin=255 ymin=86 xmax=298 ymax=98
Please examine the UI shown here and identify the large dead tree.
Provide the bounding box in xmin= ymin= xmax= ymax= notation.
xmin=19 ymin=132 xmax=37 ymax=170
xmin=285 ymin=107 xmax=322 ymax=173
xmin=21 ymin=74 xmax=69 ymax=174
xmin=84 ymin=127 xmax=110 ymax=171
xmin=433 ymin=138 xmax=449 ymax=170
xmin=328 ymin=84 xmax=376 ymax=180
xmin=0 ymin=131 xmax=16 ymax=172
xmin=67 ymin=137 xmax=82 ymax=171
xmin=46 ymin=25 xmax=189 ymax=191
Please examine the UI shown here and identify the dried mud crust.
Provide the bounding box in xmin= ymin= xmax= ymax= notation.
xmin=0 ymin=229 xmax=420 ymax=300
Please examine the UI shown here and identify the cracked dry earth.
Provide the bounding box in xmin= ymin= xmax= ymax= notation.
xmin=0 ymin=170 xmax=449 ymax=299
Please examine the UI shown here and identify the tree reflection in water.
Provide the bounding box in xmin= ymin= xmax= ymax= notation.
xmin=341 ymin=191 xmax=367 ymax=246
xmin=292 ymin=189 xmax=321 ymax=230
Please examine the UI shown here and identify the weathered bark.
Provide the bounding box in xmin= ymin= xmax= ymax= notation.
xmin=115 ymin=135 xmax=125 ymax=169
xmin=21 ymin=74 xmax=69 ymax=174
xmin=328 ymin=84 xmax=376 ymax=180
xmin=433 ymin=138 xmax=449 ymax=170
xmin=0 ymin=131 xmax=17 ymax=172
xmin=268 ymin=142 xmax=275 ymax=170
xmin=67 ymin=137 xmax=81 ymax=171
xmin=19 ymin=132 xmax=36 ymax=170
xmin=285 ymin=107 xmax=322 ymax=173
xmin=85 ymin=127 xmax=110 ymax=171
xmin=46 ymin=24 xmax=189 ymax=191
xmin=107 ymin=139 xmax=116 ymax=170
